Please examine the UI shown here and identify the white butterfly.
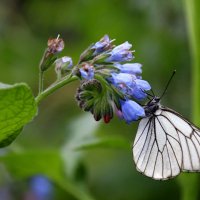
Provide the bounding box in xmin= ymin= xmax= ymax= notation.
xmin=133 ymin=73 xmax=200 ymax=180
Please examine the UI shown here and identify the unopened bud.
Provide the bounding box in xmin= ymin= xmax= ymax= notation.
xmin=75 ymin=79 xmax=114 ymax=123
xmin=40 ymin=35 xmax=65 ymax=72
xmin=55 ymin=56 xmax=73 ymax=79
xmin=79 ymin=44 xmax=95 ymax=62
xmin=92 ymin=53 xmax=110 ymax=64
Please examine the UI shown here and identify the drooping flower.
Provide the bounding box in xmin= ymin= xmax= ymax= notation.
xmin=120 ymin=100 xmax=145 ymax=123
xmin=106 ymin=42 xmax=133 ymax=62
xmin=131 ymin=79 xmax=151 ymax=100
xmin=109 ymin=72 xmax=151 ymax=100
xmin=115 ymin=63 xmax=142 ymax=75
xmin=110 ymin=73 xmax=136 ymax=87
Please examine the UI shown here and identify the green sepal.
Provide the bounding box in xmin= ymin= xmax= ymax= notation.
xmin=39 ymin=49 xmax=57 ymax=72
xmin=79 ymin=44 xmax=95 ymax=62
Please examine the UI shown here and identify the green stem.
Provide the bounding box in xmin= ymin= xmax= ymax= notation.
xmin=184 ymin=0 xmax=200 ymax=124
xmin=179 ymin=1 xmax=200 ymax=200
xmin=38 ymin=70 xmax=44 ymax=94
xmin=35 ymin=74 xmax=79 ymax=104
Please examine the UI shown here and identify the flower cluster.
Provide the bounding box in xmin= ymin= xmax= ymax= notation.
xmin=38 ymin=35 xmax=151 ymax=124
xmin=75 ymin=35 xmax=151 ymax=124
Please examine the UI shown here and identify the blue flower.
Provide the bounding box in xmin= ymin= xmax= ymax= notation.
xmin=110 ymin=73 xmax=136 ymax=85
xmin=80 ymin=63 xmax=94 ymax=80
xmin=131 ymin=79 xmax=151 ymax=100
xmin=115 ymin=63 xmax=142 ymax=75
xmin=110 ymin=72 xmax=137 ymax=93
xmin=92 ymin=35 xmax=113 ymax=54
xmin=106 ymin=42 xmax=133 ymax=62
xmin=29 ymin=175 xmax=53 ymax=199
xmin=109 ymin=72 xmax=151 ymax=100
xmin=120 ymin=100 xmax=145 ymax=123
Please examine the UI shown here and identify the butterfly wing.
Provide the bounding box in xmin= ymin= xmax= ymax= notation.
xmin=133 ymin=107 xmax=200 ymax=180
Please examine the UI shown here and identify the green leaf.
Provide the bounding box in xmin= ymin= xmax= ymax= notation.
xmin=0 ymin=150 xmax=95 ymax=200
xmin=73 ymin=136 xmax=131 ymax=151
xmin=0 ymin=83 xmax=37 ymax=147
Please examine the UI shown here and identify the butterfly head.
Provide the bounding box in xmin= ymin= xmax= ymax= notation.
xmin=144 ymin=96 xmax=160 ymax=117
xmin=142 ymin=70 xmax=176 ymax=117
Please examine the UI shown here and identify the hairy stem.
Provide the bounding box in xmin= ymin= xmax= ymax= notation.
xmin=35 ymin=74 xmax=78 ymax=104
xmin=38 ymin=71 xmax=44 ymax=95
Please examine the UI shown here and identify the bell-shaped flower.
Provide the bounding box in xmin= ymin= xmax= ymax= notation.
xmin=131 ymin=79 xmax=151 ymax=100
xmin=110 ymin=72 xmax=151 ymax=100
xmin=120 ymin=100 xmax=145 ymax=123
xmin=115 ymin=63 xmax=142 ymax=75
xmin=106 ymin=42 xmax=133 ymax=62
xmin=110 ymin=73 xmax=136 ymax=87
xmin=109 ymin=72 xmax=136 ymax=95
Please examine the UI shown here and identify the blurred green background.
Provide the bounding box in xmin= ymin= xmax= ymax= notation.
xmin=0 ymin=0 xmax=198 ymax=200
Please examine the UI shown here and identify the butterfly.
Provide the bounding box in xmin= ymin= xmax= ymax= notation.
xmin=133 ymin=71 xmax=200 ymax=180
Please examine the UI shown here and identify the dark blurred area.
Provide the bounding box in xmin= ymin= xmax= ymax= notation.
xmin=0 ymin=0 xmax=192 ymax=199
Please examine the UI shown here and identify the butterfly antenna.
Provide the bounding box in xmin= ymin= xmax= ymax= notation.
xmin=150 ymin=89 xmax=155 ymax=96
xmin=145 ymin=92 xmax=154 ymax=98
xmin=160 ymin=70 xmax=176 ymax=99
xmin=144 ymin=87 xmax=156 ymax=99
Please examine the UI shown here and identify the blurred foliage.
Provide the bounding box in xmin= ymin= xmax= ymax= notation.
xmin=0 ymin=0 xmax=197 ymax=199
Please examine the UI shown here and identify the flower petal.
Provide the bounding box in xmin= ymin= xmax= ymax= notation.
xmin=110 ymin=73 xmax=136 ymax=86
xmin=120 ymin=100 xmax=145 ymax=123
xmin=135 ymin=79 xmax=151 ymax=90
xmin=92 ymin=35 xmax=113 ymax=54
xmin=106 ymin=41 xmax=133 ymax=62
xmin=116 ymin=63 xmax=142 ymax=74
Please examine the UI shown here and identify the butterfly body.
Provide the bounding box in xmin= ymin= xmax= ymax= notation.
xmin=133 ymin=97 xmax=200 ymax=180
xmin=143 ymin=96 xmax=160 ymax=117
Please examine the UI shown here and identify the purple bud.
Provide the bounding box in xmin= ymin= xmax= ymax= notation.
xmin=92 ymin=35 xmax=114 ymax=54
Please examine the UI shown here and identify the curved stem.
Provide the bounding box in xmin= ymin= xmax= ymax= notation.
xmin=35 ymin=74 xmax=79 ymax=105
